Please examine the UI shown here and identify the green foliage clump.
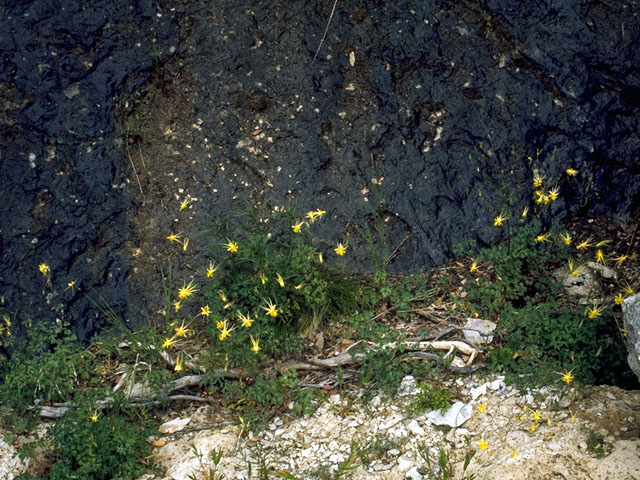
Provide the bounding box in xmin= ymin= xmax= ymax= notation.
xmin=409 ymin=382 xmax=451 ymax=415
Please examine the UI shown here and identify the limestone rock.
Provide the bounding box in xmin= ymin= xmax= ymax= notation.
xmin=462 ymin=318 xmax=496 ymax=345
xmin=622 ymin=293 xmax=640 ymax=383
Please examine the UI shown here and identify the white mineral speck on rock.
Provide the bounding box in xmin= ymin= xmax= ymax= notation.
xmin=426 ymin=402 xmax=473 ymax=428
xmin=406 ymin=419 xmax=426 ymax=436
xmin=405 ymin=466 xmax=423 ymax=480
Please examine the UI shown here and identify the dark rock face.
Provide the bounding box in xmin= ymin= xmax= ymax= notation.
xmin=2 ymin=0 xmax=639 ymax=341
xmin=0 ymin=1 xmax=177 ymax=343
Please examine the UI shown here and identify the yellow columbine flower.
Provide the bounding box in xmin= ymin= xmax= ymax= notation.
xmin=529 ymin=423 xmax=538 ymax=433
xmin=179 ymin=197 xmax=194 ymax=211
xmin=532 ymin=411 xmax=542 ymax=422
xmin=586 ymin=304 xmax=604 ymax=319
xmin=566 ymin=168 xmax=579 ymax=176
xmin=561 ymin=371 xmax=574 ymax=385
xmin=477 ymin=402 xmax=487 ymax=414
xmin=65 ymin=280 xmax=77 ymax=292
xmin=178 ymin=281 xmax=198 ymax=299
xmin=173 ymin=300 xmax=182 ymax=312
xmin=567 ymin=260 xmax=584 ymax=277
xmin=261 ymin=299 xmax=279 ymax=317
xmin=259 ymin=272 xmax=268 ymax=285
xmin=90 ymin=410 xmax=100 ymax=423
xmin=334 ymin=243 xmax=347 ymax=256
xmin=511 ymin=448 xmax=518 ymax=460
xmin=314 ymin=209 xmax=326 ymax=218
xmin=623 ymin=284 xmax=636 ymax=296
xmin=595 ymin=249 xmax=605 ymax=264
xmin=318 ymin=252 xmax=323 ymax=263
xmin=217 ymin=290 xmax=227 ymax=302
xmin=39 ymin=263 xmax=50 ymax=276
xmin=306 ymin=210 xmax=318 ymax=223
xmin=493 ymin=213 xmax=507 ymax=227
xmin=292 ymin=221 xmax=304 ymax=233
xmin=576 ymin=237 xmax=593 ymax=250
xmin=225 ymin=239 xmax=238 ymax=253
xmin=250 ymin=335 xmax=261 ymax=353
xmin=238 ymin=311 xmax=253 ymax=328
xmin=569 ymin=410 xmax=578 ymax=424
xmin=548 ymin=186 xmax=559 ymax=201
xmin=175 ymin=321 xmax=191 ymax=337
xmin=200 ymin=305 xmax=211 ymax=317
xmin=182 ymin=237 xmax=189 ymax=251
xmin=521 ymin=206 xmax=529 ymax=218
xmin=615 ymin=295 xmax=624 ymax=305
xmin=216 ymin=320 xmax=224 ymax=329
xmin=167 ymin=233 xmax=182 ymax=242
xmin=275 ymin=273 xmax=285 ymax=287
xmin=294 ymin=283 xmax=305 ymax=290
xmin=535 ymin=233 xmax=550 ymax=243
xmin=218 ymin=320 xmax=235 ymax=341
xmin=469 ymin=260 xmax=479 ymax=273
xmin=478 ymin=439 xmax=489 ymax=451
xmin=613 ymin=254 xmax=628 ymax=267
xmin=174 ymin=355 xmax=183 ymax=372
xmin=559 ymin=233 xmax=572 ymax=246
xmin=206 ymin=261 xmax=219 ymax=278
xmin=162 ymin=336 xmax=178 ymax=349
xmin=533 ymin=171 xmax=544 ymax=188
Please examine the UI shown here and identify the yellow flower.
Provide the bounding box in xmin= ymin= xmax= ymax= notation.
xmin=90 ymin=410 xmax=100 ymax=423
xmin=614 ymin=295 xmax=624 ymax=305
xmin=493 ymin=213 xmax=507 ymax=227
xmin=478 ymin=439 xmax=489 ymax=451
xmin=559 ymin=233 xmax=572 ymax=246
xmin=173 ymin=300 xmax=182 ymax=312
xmin=595 ymin=239 xmax=610 ymax=247
xmin=217 ymin=290 xmax=227 ymax=302
xmin=314 ymin=209 xmax=326 ymax=218
xmin=178 ymin=281 xmax=198 ymax=299
xmin=38 ymin=263 xmax=50 ymax=276
xmin=586 ymin=304 xmax=605 ymax=319
xmin=275 ymin=273 xmax=285 ymax=287
xmin=174 ymin=355 xmax=183 ymax=372
xmin=237 ymin=311 xmax=253 ymax=328
xmin=65 ymin=280 xmax=77 ymax=292
xmin=306 ymin=210 xmax=318 ymax=223
xmin=216 ymin=320 xmax=224 ymax=329
xmin=548 ymin=186 xmax=559 ymax=201
xmin=613 ymin=254 xmax=628 ymax=267
xmin=566 ymin=168 xmax=579 ymax=176
xmin=595 ymin=249 xmax=605 ymax=264
xmin=292 ymin=221 xmax=304 ymax=233
xmin=515 ymin=413 xmax=524 ymax=423
xmin=175 ymin=321 xmax=191 ymax=337
xmin=225 ymin=239 xmax=238 ymax=253
xmin=294 ymin=283 xmax=305 ymax=290
xmin=218 ymin=320 xmax=235 ymax=341
xmin=162 ymin=336 xmax=177 ymax=349
xmin=334 ymin=243 xmax=347 ymax=256
xmin=477 ymin=402 xmax=487 ymax=414
xmin=206 ymin=262 xmax=219 ymax=278
xmin=200 ymin=305 xmax=211 ymax=317
xmin=318 ymin=252 xmax=323 ymax=263
xmin=511 ymin=448 xmax=518 ymax=460
xmin=569 ymin=410 xmax=578 ymax=424
xmin=568 ymin=260 xmax=584 ymax=277
xmin=182 ymin=237 xmax=189 ymax=251
xmin=535 ymin=233 xmax=550 ymax=243
xmin=576 ymin=237 xmax=593 ymax=250
xmin=532 ymin=411 xmax=542 ymax=422
xmin=623 ymin=284 xmax=636 ymax=297
xmin=469 ymin=260 xmax=479 ymax=273
xmin=533 ymin=171 xmax=545 ymax=188
xmin=521 ymin=206 xmax=529 ymax=218
xmin=261 ymin=299 xmax=279 ymax=317
xmin=250 ymin=335 xmax=261 ymax=353
xmin=561 ymin=371 xmax=574 ymax=385
xmin=180 ymin=197 xmax=194 ymax=211
xmin=529 ymin=423 xmax=538 ymax=433
xmin=259 ymin=272 xmax=268 ymax=285
xmin=167 ymin=233 xmax=182 ymax=242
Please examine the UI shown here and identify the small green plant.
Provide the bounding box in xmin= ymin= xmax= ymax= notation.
xmin=417 ymin=443 xmax=476 ymax=480
xmin=186 ymin=445 xmax=226 ymax=480
xmin=352 ymin=433 xmax=408 ymax=467
xmin=582 ymin=426 xmax=606 ymax=459
xmin=409 ymin=382 xmax=452 ymax=415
